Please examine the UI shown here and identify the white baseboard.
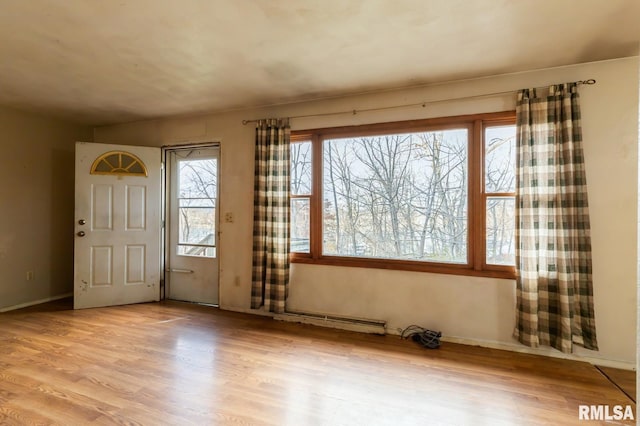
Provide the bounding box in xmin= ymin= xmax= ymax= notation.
xmin=442 ymin=336 xmax=635 ymax=371
xmin=0 ymin=292 xmax=73 ymax=313
xmin=387 ymin=328 xmax=635 ymax=371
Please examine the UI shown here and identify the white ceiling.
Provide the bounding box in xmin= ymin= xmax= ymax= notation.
xmin=0 ymin=0 xmax=638 ymax=126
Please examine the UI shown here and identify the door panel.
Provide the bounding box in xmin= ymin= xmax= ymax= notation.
xmin=125 ymin=244 xmax=146 ymax=284
xmin=74 ymin=142 xmax=161 ymax=309
xmin=166 ymin=146 xmax=219 ymax=305
xmin=126 ymin=186 xmax=146 ymax=230
xmin=91 ymin=246 xmax=113 ymax=286
xmin=92 ymin=184 xmax=113 ymax=230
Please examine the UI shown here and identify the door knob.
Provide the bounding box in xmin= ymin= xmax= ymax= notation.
xmin=77 ymin=231 xmax=86 ymax=237
xmin=78 ymin=219 xmax=86 ymax=225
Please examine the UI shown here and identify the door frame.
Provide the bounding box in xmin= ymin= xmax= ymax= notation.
xmin=162 ymin=142 xmax=221 ymax=303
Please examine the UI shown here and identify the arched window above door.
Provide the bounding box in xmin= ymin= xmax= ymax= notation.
xmin=90 ymin=151 xmax=148 ymax=177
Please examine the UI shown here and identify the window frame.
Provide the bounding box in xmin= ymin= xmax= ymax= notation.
xmin=477 ymin=117 xmax=517 ymax=276
xmin=290 ymin=139 xmax=313 ymax=254
xmin=290 ymin=111 xmax=516 ymax=279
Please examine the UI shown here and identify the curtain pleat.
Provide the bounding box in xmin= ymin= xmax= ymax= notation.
xmin=514 ymin=83 xmax=597 ymax=353
xmin=251 ymin=118 xmax=291 ymax=313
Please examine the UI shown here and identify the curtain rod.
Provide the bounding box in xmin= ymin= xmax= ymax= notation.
xmin=241 ymin=79 xmax=596 ymax=125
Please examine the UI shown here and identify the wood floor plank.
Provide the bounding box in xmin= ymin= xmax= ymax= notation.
xmin=0 ymin=299 xmax=635 ymax=425
xmin=598 ymin=366 xmax=636 ymax=402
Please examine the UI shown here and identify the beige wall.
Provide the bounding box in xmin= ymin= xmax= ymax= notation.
xmin=95 ymin=57 xmax=639 ymax=367
xmin=0 ymin=107 xmax=91 ymax=310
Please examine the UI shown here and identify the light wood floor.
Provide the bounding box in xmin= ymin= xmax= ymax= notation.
xmin=0 ymin=299 xmax=635 ymax=425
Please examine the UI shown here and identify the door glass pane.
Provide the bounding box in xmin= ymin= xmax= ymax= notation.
xmin=177 ymin=246 xmax=216 ymax=257
xmin=485 ymin=125 xmax=516 ymax=193
xmin=291 ymin=198 xmax=310 ymax=253
xmin=486 ymin=197 xmax=515 ymax=265
xmin=177 ymin=158 xmax=217 ymax=258
xmin=179 ymin=159 xmax=217 ymax=199
xmin=178 ymin=207 xmax=215 ymax=245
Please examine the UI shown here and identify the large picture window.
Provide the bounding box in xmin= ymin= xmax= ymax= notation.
xmin=290 ymin=111 xmax=516 ymax=278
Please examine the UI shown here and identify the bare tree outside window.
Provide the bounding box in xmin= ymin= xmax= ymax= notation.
xmin=484 ymin=125 xmax=516 ymax=265
xmin=290 ymin=142 xmax=312 ymax=253
xmin=321 ymin=129 xmax=468 ymax=263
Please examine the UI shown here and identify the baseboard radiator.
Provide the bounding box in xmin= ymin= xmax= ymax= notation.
xmin=274 ymin=310 xmax=386 ymax=335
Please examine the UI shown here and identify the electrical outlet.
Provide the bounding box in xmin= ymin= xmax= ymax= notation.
xmin=26 ymin=271 xmax=34 ymax=281
xmin=224 ymin=212 xmax=234 ymax=223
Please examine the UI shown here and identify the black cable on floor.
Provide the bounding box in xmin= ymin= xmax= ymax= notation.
xmin=401 ymin=325 xmax=442 ymax=349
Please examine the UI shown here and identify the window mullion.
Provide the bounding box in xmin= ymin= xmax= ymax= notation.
xmin=471 ymin=120 xmax=484 ymax=271
xmin=311 ymin=134 xmax=323 ymax=259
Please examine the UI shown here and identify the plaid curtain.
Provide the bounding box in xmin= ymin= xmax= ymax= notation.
xmin=251 ymin=118 xmax=291 ymax=313
xmin=514 ymin=83 xmax=597 ymax=353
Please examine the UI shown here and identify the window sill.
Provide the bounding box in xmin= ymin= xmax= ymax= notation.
xmin=291 ymin=255 xmax=516 ymax=280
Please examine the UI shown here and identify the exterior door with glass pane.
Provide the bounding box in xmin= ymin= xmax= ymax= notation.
xmin=166 ymin=146 xmax=219 ymax=304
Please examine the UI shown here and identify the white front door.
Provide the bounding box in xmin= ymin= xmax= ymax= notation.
xmin=166 ymin=146 xmax=219 ymax=305
xmin=74 ymin=142 xmax=162 ymax=309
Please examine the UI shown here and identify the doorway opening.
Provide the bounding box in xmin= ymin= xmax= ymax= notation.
xmin=164 ymin=144 xmax=220 ymax=306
